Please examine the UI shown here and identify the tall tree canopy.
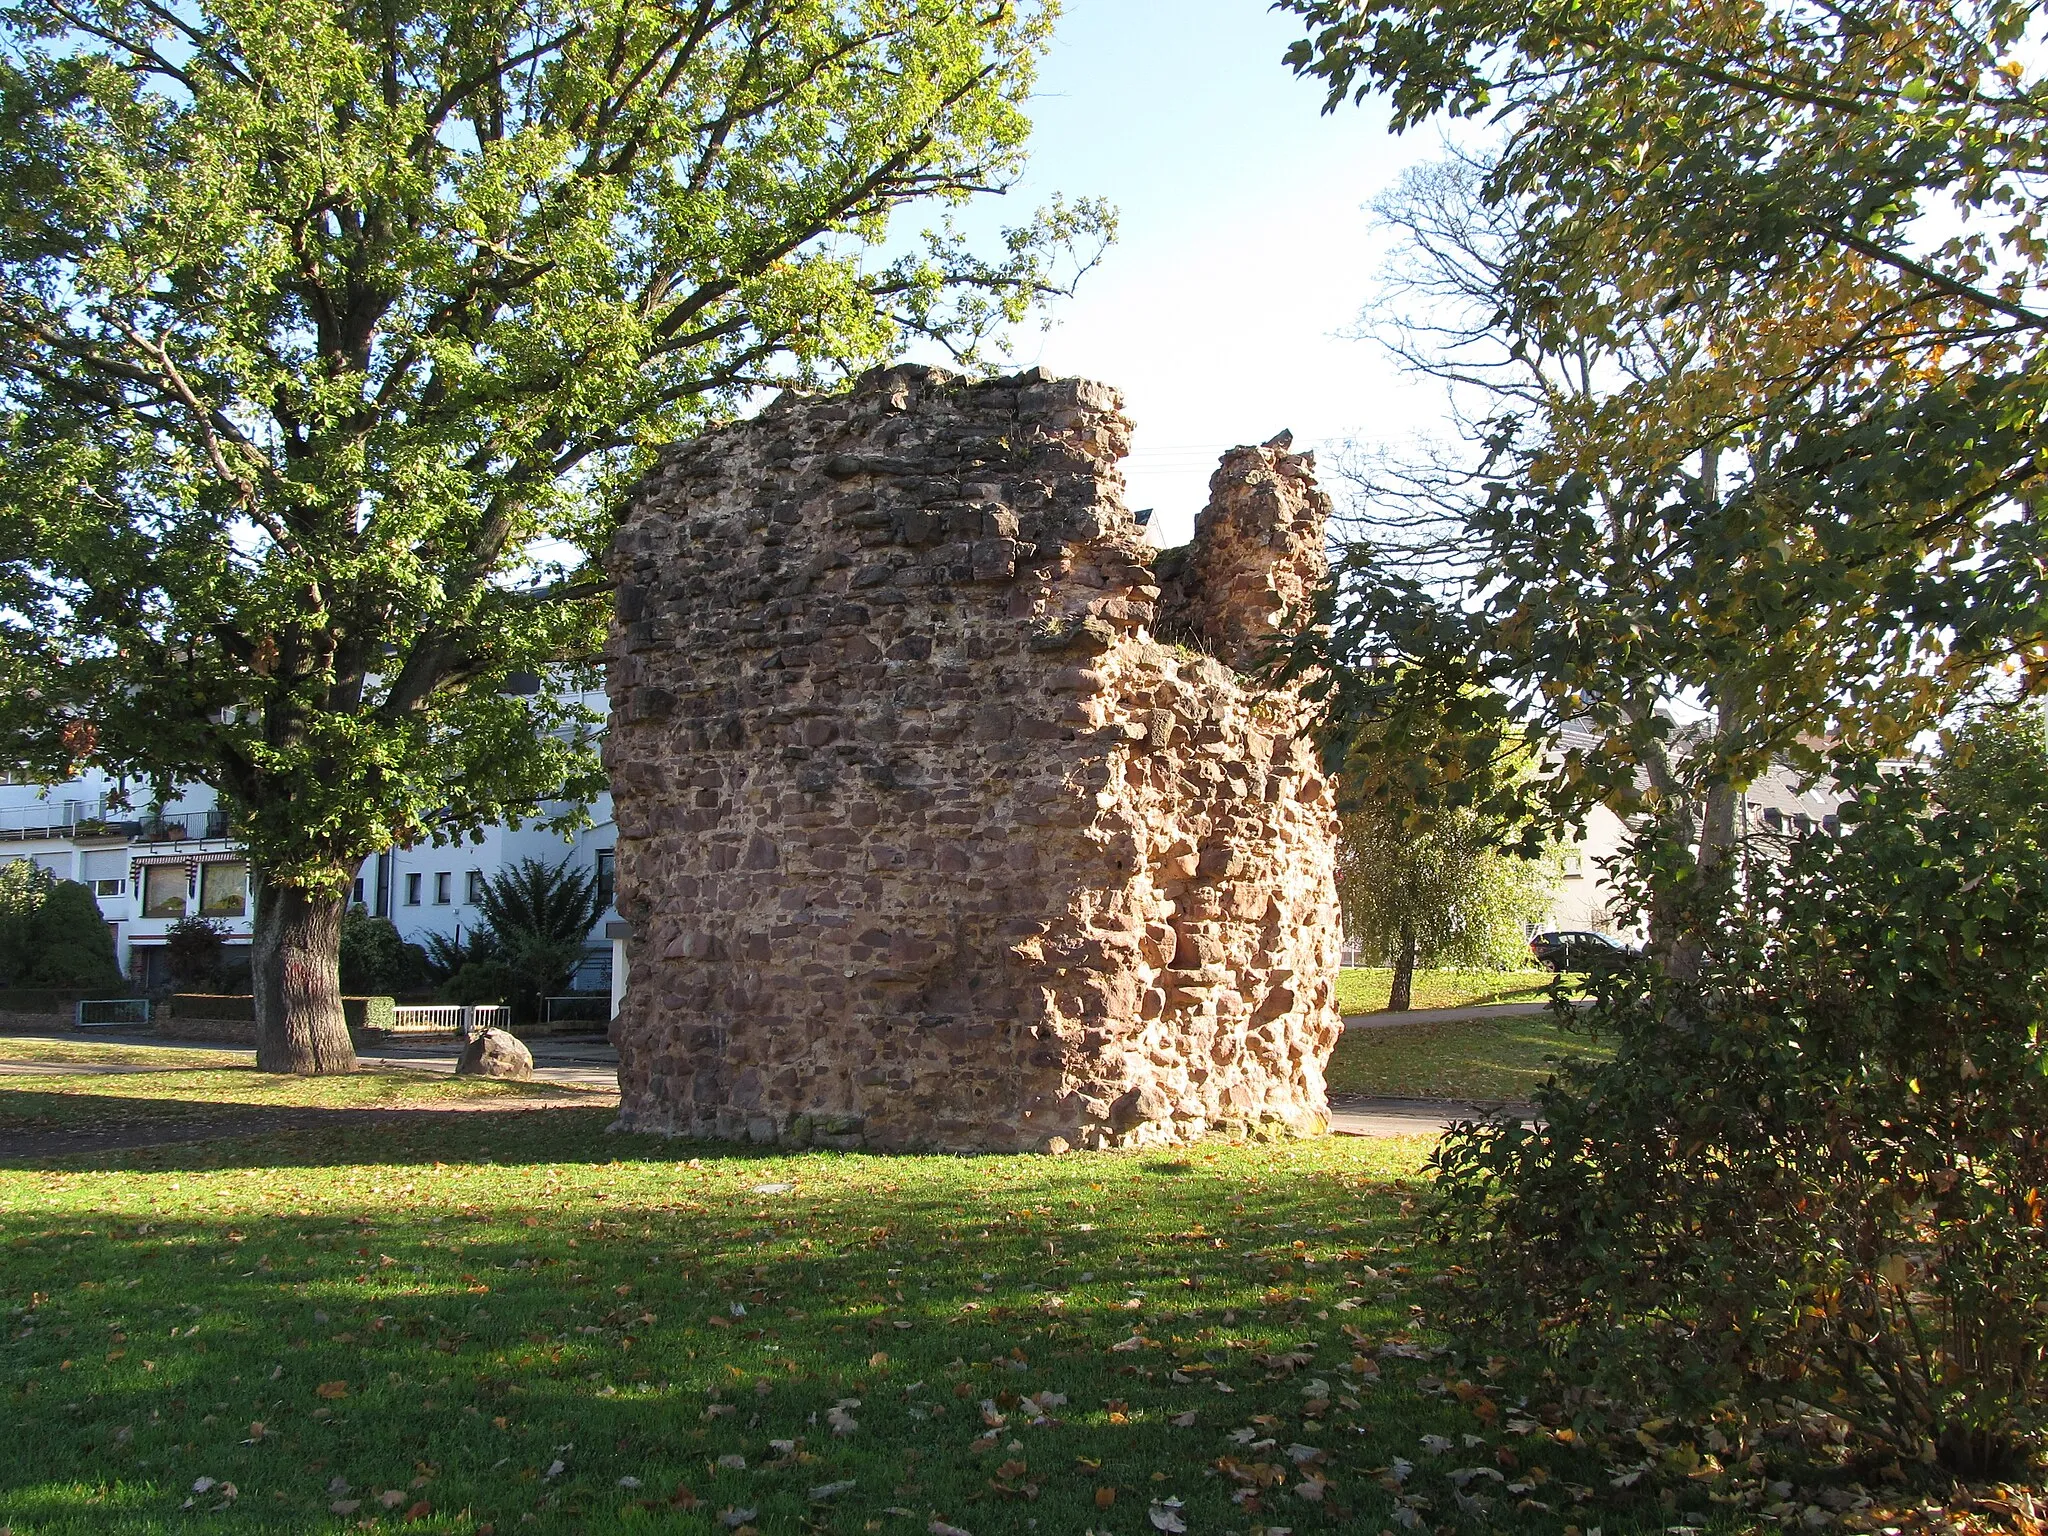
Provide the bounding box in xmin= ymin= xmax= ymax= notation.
xmin=0 ymin=0 xmax=1108 ymax=1070
xmin=1279 ymin=0 xmax=2048 ymax=959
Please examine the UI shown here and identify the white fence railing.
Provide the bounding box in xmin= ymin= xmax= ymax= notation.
xmin=389 ymin=1004 xmax=511 ymax=1037
xmin=76 ymin=998 xmax=151 ymax=1029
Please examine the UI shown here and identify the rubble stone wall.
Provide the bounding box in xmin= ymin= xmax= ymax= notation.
xmin=604 ymin=365 xmax=1342 ymax=1152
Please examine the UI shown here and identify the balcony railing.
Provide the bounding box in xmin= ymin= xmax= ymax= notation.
xmin=0 ymin=801 xmax=232 ymax=844
xmin=0 ymin=796 xmax=121 ymax=842
xmin=133 ymin=810 xmax=230 ymax=843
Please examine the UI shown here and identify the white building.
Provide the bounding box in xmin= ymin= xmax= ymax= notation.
xmin=0 ymin=770 xmax=619 ymax=998
xmin=1539 ymin=747 xmax=1852 ymax=940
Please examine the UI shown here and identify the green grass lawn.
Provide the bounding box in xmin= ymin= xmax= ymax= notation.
xmin=1332 ymin=967 xmax=1562 ymax=1016
xmin=1324 ymin=1011 xmax=1614 ymax=1102
xmin=0 ymin=1074 xmax=1723 ymax=1536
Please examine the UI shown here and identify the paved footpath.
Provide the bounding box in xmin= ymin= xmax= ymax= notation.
xmin=1326 ymin=1095 xmax=1533 ymax=1137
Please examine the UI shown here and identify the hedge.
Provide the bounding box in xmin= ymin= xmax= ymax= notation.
xmin=0 ymin=986 xmax=129 ymax=1012
xmin=165 ymin=994 xmax=395 ymax=1030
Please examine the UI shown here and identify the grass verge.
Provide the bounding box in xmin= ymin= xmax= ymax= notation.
xmin=1332 ymin=968 xmax=1560 ymax=1016
xmin=1325 ymin=1012 xmax=1614 ymax=1102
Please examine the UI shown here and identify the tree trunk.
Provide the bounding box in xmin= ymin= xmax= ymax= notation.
xmin=1662 ymin=779 xmax=1742 ymax=984
xmin=1387 ymin=920 xmax=1418 ymax=1012
xmin=251 ymin=872 xmax=358 ymax=1074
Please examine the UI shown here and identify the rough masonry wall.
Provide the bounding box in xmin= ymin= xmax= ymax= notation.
xmin=604 ymin=365 xmax=1342 ymax=1152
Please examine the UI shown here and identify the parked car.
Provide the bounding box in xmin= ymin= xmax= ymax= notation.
xmin=1528 ymin=929 xmax=1640 ymax=973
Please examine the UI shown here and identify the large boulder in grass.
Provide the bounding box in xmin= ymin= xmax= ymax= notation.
xmin=456 ymin=1028 xmax=533 ymax=1081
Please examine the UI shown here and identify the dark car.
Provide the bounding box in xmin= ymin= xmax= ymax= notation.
xmin=1528 ymin=929 xmax=1640 ymax=973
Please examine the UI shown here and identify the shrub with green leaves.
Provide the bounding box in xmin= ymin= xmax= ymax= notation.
xmin=0 ymin=863 xmax=121 ymax=988
xmin=337 ymin=909 xmax=430 ymax=996
xmin=1431 ymin=761 xmax=2048 ymax=1476
xmin=427 ymin=859 xmax=598 ymax=1021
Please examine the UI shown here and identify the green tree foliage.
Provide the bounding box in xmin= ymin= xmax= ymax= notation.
xmin=1336 ymin=800 xmax=1554 ymax=1009
xmin=437 ymin=857 xmax=600 ymax=1021
xmin=162 ymin=917 xmax=230 ymax=991
xmin=0 ymin=864 xmax=121 ymax=988
xmin=0 ymin=862 xmax=42 ymax=986
xmin=337 ymin=909 xmax=431 ymax=996
xmin=1328 ymin=152 xmax=1762 ymax=964
xmin=0 ymin=0 xmax=1110 ymax=1072
xmin=1933 ymin=704 xmax=2048 ymax=835
xmin=1277 ymin=0 xmax=2048 ymax=961
xmin=1432 ymin=760 xmax=2048 ymax=1476
xmin=27 ymin=879 xmax=123 ymax=990
xmin=1335 ymin=698 xmax=1557 ymax=1008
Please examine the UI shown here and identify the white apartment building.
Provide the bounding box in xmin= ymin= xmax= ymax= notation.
xmin=0 ymin=771 xmax=619 ymax=995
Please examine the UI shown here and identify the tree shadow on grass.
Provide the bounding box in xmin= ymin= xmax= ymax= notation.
xmin=0 ymin=1090 xmax=648 ymax=1171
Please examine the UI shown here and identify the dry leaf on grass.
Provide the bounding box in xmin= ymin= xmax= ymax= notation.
xmin=1149 ymin=1496 xmax=1187 ymax=1532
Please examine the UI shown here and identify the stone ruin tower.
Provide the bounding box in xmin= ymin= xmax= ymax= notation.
xmin=603 ymin=364 xmax=1342 ymax=1151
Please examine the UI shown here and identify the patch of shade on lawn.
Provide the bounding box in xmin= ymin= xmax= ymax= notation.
xmin=0 ymin=1105 xmax=1676 ymax=1535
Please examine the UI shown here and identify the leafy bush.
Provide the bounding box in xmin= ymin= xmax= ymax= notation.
xmin=1431 ymin=762 xmax=2048 ymax=1476
xmin=27 ymin=879 xmax=123 ymax=987
xmin=421 ymin=925 xmax=495 ymax=982
xmin=0 ymin=864 xmax=121 ymax=987
xmin=461 ymin=859 xmax=598 ymax=1022
xmin=161 ymin=917 xmax=229 ymax=991
xmin=338 ymin=909 xmax=430 ymax=995
xmin=414 ymin=860 xmax=596 ymax=1020
xmin=437 ymin=958 xmax=522 ymax=1010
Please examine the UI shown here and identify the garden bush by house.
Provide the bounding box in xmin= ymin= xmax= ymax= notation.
xmin=427 ymin=859 xmax=599 ymax=1022
xmin=338 ymin=908 xmax=431 ymax=995
xmin=0 ymin=864 xmax=120 ymax=988
xmin=159 ymin=915 xmax=246 ymax=992
xmin=1430 ymin=750 xmax=2048 ymax=1476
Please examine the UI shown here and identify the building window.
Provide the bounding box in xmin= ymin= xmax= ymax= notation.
xmin=351 ymin=876 xmax=365 ymax=908
xmin=1761 ymin=807 xmax=1784 ymax=832
xmin=1560 ymin=850 xmax=1583 ymax=878
xmin=82 ymin=851 xmax=125 ymax=897
xmin=198 ymin=861 xmax=248 ymax=918
xmin=434 ymin=871 xmax=452 ymax=905
xmin=596 ymin=849 xmax=616 ymax=912
xmin=142 ymin=865 xmax=188 ymax=918
xmin=466 ymin=870 xmax=487 ymax=905
xmin=405 ymin=872 xmax=422 ymax=906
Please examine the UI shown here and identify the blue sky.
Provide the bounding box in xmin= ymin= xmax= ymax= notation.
xmin=982 ymin=0 xmax=1441 ymax=545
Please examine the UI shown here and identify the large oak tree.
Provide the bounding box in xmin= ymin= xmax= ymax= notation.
xmin=0 ymin=0 xmax=1108 ymax=1070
